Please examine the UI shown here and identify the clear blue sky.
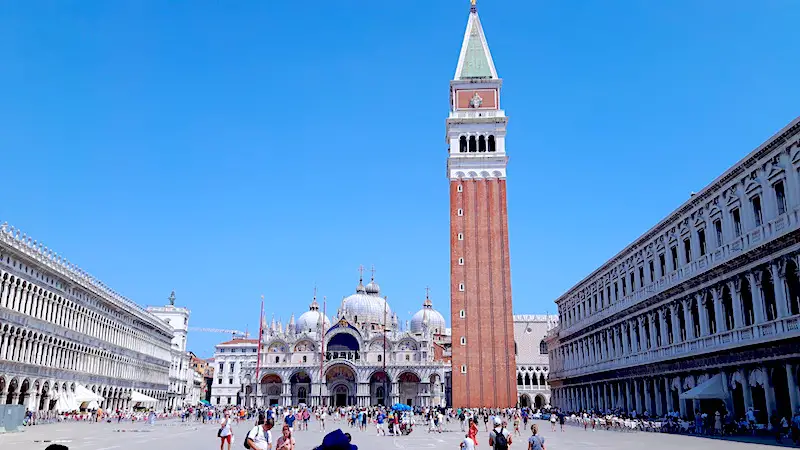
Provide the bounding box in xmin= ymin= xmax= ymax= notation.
xmin=1 ymin=1 xmax=798 ymax=358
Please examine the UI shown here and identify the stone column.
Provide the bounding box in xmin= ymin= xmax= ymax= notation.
xmin=625 ymin=380 xmax=633 ymax=412
xmin=678 ymin=377 xmax=687 ymax=418
xmin=763 ymin=366 xmax=777 ymax=419
xmin=787 ymin=363 xmax=800 ymax=416
xmin=682 ymin=298 xmax=695 ymax=340
xmin=628 ymin=320 xmax=639 ymax=353
xmin=746 ymin=271 xmax=766 ymax=324
xmin=658 ymin=308 xmax=669 ymax=347
xmin=771 ymin=261 xmax=789 ymax=319
xmin=729 ymin=278 xmax=744 ymax=328
xmin=742 ymin=370 xmax=754 ymax=410
xmin=648 ymin=312 xmax=659 ymax=347
xmin=637 ymin=316 xmax=648 ymax=351
xmin=643 ymin=379 xmax=652 ymax=414
xmin=712 ymin=286 xmax=726 ymax=332
xmin=697 ymin=292 xmax=710 ymax=336
xmin=634 ymin=379 xmax=642 ymax=413
xmin=669 ymin=303 xmax=681 ymax=343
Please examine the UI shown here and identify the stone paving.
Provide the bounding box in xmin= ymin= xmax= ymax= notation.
xmin=0 ymin=418 xmax=786 ymax=450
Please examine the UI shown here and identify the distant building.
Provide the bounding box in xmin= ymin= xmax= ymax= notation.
xmin=147 ymin=292 xmax=193 ymax=409
xmin=513 ymin=315 xmax=558 ymax=408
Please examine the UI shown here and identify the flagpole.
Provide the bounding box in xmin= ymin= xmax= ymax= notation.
xmin=321 ymin=296 xmax=327 ymax=407
xmin=257 ymin=295 xmax=264 ymax=381
xmin=383 ymin=295 xmax=387 ymax=407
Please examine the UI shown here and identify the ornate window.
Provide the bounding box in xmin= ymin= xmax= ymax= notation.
xmin=539 ymin=340 xmax=547 ymax=354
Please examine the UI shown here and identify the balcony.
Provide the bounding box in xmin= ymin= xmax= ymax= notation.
xmin=325 ymin=351 xmax=360 ymax=362
xmin=550 ymin=314 xmax=800 ymax=380
xmin=557 ymin=209 xmax=799 ymax=338
xmin=448 ymin=109 xmax=506 ymax=120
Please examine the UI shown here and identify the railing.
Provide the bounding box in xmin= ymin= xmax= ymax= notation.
xmin=550 ymin=314 xmax=800 ymax=379
xmin=557 ymin=209 xmax=799 ymax=337
xmin=325 ymin=351 xmax=360 ymax=362
xmin=449 ymin=109 xmax=506 ymax=120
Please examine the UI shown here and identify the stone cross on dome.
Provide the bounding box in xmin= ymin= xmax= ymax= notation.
xmin=370 ymin=264 xmax=376 ymax=281
xmin=358 ymin=264 xmax=365 ymax=282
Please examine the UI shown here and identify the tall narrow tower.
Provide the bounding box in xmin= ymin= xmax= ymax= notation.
xmin=447 ymin=2 xmax=517 ymax=408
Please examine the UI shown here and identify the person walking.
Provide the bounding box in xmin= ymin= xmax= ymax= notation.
xmin=489 ymin=417 xmax=511 ymax=450
xmin=219 ymin=412 xmax=234 ymax=450
xmin=246 ymin=418 xmax=275 ymax=450
xmin=468 ymin=418 xmax=479 ymax=447
xmin=528 ymin=424 xmax=545 ymax=450
xmin=549 ymin=413 xmax=557 ymax=432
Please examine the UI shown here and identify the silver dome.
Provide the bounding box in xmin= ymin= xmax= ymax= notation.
xmin=296 ymin=301 xmax=331 ymax=333
xmin=410 ymin=297 xmax=447 ymax=334
xmin=364 ymin=280 xmax=380 ymax=295
xmin=341 ymin=292 xmax=392 ymax=326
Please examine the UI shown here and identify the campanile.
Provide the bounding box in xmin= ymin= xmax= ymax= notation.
xmin=447 ymin=1 xmax=517 ymax=408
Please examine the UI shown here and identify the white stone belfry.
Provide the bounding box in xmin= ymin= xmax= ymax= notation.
xmin=446 ymin=5 xmax=508 ymax=181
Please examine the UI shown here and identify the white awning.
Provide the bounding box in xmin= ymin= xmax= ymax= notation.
xmin=55 ymin=393 xmax=78 ymax=412
xmin=679 ymin=374 xmax=725 ymax=400
xmin=74 ymin=384 xmax=105 ymax=403
xmin=131 ymin=390 xmax=159 ymax=403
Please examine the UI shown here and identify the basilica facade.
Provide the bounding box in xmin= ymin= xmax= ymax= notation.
xmin=212 ymin=276 xmax=450 ymax=408
xmin=546 ymin=117 xmax=800 ymax=423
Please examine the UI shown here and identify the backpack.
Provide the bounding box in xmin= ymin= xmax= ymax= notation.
xmin=244 ymin=426 xmax=262 ymax=449
xmin=493 ymin=428 xmax=508 ymax=450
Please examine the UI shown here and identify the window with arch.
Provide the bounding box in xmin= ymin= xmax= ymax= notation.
xmin=405 ymin=354 xmax=410 ymax=361
xmin=539 ymin=340 xmax=547 ymax=354
xmin=468 ymin=136 xmax=477 ymax=152
xmin=302 ymin=355 xmax=307 ymax=363
xmin=478 ymin=135 xmax=486 ymax=152
xmin=274 ymin=356 xmax=279 ymax=363
xmin=377 ymin=354 xmax=382 ymax=362
xmin=514 ymin=341 xmax=518 ymax=355
xmin=459 ymin=136 xmax=467 ymax=153
xmin=488 ymin=135 xmax=496 ymax=152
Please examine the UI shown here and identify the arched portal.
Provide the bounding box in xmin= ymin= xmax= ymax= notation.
xmin=290 ymin=371 xmax=311 ymax=406
xmin=398 ymin=372 xmax=421 ymax=407
xmin=326 ymin=364 xmax=356 ymax=407
xmin=534 ymin=394 xmax=546 ymax=409
xmin=326 ymin=333 xmax=360 ymax=361
xmin=519 ymin=394 xmax=531 ymax=408
xmin=260 ymin=374 xmax=282 ymax=407
xmin=369 ymin=371 xmax=390 ymax=406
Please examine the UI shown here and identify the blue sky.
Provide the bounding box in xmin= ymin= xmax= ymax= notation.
xmin=1 ymin=1 xmax=798 ymax=358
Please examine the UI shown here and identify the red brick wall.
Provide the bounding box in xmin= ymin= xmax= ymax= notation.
xmin=450 ymin=178 xmax=517 ymax=408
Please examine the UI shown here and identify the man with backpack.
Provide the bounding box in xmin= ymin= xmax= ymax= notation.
xmin=489 ymin=417 xmax=512 ymax=450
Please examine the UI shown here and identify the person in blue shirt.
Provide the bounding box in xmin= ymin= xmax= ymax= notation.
xmin=285 ymin=411 xmax=296 ymax=433
xmin=376 ymin=411 xmax=387 ymax=436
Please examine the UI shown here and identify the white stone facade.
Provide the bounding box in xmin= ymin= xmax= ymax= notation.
xmin=147 ymin=297 xmax=193 ymax=410
xmin=546 ymin=118 xmax=800 ymax=422
xmin=513 ymin=314 xmax=557 ymax=409
xmin=212 ymin=277 xmax=449 ymax=408
xmin=0 ymin=223 xmax=174 ymax=411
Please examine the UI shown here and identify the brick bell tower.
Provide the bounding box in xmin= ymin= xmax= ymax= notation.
xmin=448 ymin=1 xmax=517 ymax=408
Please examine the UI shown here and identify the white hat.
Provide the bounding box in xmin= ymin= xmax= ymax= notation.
xmin=494 ymin=417 xmax=502 ymax=426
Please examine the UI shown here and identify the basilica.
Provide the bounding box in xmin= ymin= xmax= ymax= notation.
xmin=212 ymin=275 xmax=451 ymax=408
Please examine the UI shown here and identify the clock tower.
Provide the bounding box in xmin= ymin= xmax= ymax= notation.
xmin=447 ymin=2 xmax=517 ymax=408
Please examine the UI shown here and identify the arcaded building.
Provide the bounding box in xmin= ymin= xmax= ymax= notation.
xmin=546 ymin=118 xmax=800 ymax=422
xmin=0 ymin=223 xmax=174 ymax=411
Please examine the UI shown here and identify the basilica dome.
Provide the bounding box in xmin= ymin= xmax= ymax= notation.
xmin=296 ymin=299 xmax=331 ymax=334
xmin=410 ymin=295 xmax=446 ymax=335
xmin=340 ymin=278 xmax=392 ymax=326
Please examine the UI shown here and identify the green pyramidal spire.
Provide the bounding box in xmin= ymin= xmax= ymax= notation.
xmin=456 ymin=9 xmax=497 ymax=80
